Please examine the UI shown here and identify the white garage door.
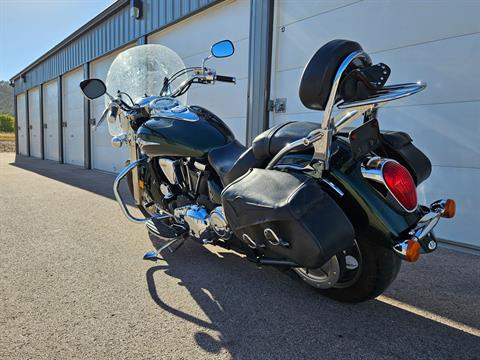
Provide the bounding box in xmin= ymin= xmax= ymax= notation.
xmin=16 ymin=93 xmax=28 ymax=156
xmin=62 ymin=68 xmax=84 ymax=166
xmin=43 ymin=79 xmax=59 ymax=161
xmin=270 ymin=0 xmax=480 ymax=249
xmin=90 ymin=47 xmax=131 ymax=173
xmin=28 ymin=87 xmax=42 ymax=159
xmin=148 ymin=0 xmax=251 ymax=143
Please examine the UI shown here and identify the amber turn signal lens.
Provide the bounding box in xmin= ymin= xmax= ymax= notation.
xmin=138 ymin=179 xmax=144 ymax=189
xmin=405 ymin=239 xmax=421 ymax=262
xmin=442 ymin=199 xmax=456 ymax=218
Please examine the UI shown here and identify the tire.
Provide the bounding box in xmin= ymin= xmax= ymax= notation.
xmin=298 ymin=238 xmax=401 ymax=303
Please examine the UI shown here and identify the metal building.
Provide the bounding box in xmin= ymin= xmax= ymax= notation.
xmin=10 ymin=0 xmax=480 ymax=251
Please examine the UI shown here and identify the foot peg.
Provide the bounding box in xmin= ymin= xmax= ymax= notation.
xmin=143 ymin=216 xmax=187 ymax=261
xmin=143 ymin=237 xmax=184 ymax=261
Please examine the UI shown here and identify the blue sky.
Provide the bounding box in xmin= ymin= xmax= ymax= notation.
xmin=0 ymin=0 xmax=113 ymax=80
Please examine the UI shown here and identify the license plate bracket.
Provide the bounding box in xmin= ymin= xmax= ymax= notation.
xmin=349 ymin=119 xmax=381 ymax=160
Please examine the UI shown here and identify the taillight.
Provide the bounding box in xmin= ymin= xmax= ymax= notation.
xmin=382 ymin=161 xmax=417 ymax=211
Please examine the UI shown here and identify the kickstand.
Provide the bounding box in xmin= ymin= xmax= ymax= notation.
xmin=143 ymin=237 xmax=185 ymax=261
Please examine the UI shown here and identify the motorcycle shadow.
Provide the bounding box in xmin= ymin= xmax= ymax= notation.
xmin=145 ymin=236 xmax=480 ymax=359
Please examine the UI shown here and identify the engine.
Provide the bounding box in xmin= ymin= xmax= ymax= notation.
xmin=156 ymin=157 xmax=230 ymax=241
xmin=174 ymin=205 xmax=230 ymax=241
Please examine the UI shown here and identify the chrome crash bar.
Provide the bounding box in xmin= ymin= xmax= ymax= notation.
xmin=113 ymin=159 xmax=171 ymax=223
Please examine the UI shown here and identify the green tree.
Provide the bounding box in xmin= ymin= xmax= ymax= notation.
xmin=0 ymin=81 xmax=14 ymax=116
xmin=0 ymin=114 xmax=15 ymax=132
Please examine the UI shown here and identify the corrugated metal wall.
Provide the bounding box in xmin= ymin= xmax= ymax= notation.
xmin=13 ymin=0 xmax=220 ymax=95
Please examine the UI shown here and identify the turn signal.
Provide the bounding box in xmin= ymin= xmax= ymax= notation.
xmin=138 ymin=179 xmax=145 ymax=189
xmin=405 ymin=239 xmax=421 ymax=262
xmin=442 ymin=199 xmax=456 ymax=218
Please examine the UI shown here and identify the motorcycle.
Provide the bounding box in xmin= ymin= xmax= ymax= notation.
xmin=79 ymin=39 xmax=455 ymax=302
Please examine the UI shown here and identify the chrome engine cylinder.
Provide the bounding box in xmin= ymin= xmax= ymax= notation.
xmin=173 ymin=205 xmax=230 ymax=240
xmin=209 ymin=206 xmax=230 ymax=239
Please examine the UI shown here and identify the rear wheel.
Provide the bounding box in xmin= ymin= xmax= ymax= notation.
xmin=294 ymin=237 xmax=401 ymax=302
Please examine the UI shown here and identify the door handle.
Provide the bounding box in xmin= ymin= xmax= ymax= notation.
xmin=62 ymin=121 xmax=67 ymax=127
xmin=89 ymin=118 xmax=96 ymax=126
xmin=43 ymin=124 xmax=48 ymax=129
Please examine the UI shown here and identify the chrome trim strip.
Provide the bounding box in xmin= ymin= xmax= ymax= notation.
xmin=322 ymin=179 xmax=344 ymax=197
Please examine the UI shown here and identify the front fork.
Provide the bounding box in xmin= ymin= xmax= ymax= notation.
xmin=128 ymin=139 xmax=142 ymax=206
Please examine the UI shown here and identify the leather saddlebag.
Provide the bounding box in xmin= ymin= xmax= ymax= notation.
xmin=378 ymin=131 xmax=432 ymax=185
xmin=221 ymin=168 xmax=355 ymax=268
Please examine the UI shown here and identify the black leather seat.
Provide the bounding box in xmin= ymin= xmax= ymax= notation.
xmin=209 ymin=122 xmax=322 ymax=186
xmin=251 ymin=121 xmax=321 ymax=161
xmin=208 ymin=140 xmax=264 ymax=186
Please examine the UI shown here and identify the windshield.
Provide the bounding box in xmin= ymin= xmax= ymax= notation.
xmin=105 ymin=44 xmax=187 ymax=136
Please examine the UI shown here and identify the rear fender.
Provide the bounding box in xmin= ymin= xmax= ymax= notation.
xmin=324 ymin=162 xmax=421 ymax=248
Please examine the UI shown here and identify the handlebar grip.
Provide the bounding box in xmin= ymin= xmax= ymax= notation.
xmin=108 ymin=103 xmax=119 ymax=123
xmin=215 ymin=75 xmax=236 ymax=84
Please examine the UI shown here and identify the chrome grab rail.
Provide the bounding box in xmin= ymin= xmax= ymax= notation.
xmin=266 ymin=129 xmax=324 ymax=170
xmin=337 ymin=81 xmax=426 ymax=109
xmin=267 ymin=49 xmax=427 ymax=174
xmin=113 ymin=158 xmax=171 ymax=223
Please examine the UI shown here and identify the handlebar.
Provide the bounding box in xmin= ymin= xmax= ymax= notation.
xmin=215 ymin=75 xmax=236 ymax=84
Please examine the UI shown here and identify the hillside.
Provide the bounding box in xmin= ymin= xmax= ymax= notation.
xmin=0 ymin=81 xmax=14 ymax=116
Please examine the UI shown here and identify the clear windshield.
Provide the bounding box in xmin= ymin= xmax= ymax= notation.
xmin=105 ymin=44 xmax=187 ymax=136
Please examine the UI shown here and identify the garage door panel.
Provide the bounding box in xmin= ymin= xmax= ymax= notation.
xmin=28 ymin=87 xmax=42 ymax=158
xmin=188 ymin=78 xmax=248 ymax=119
xmin=277 ymin=0 xmax=358 ymax=27
xmin=43 ymin=80 xmax=59 ymax=161
xmin=62 ymin=68 xmax=84 ymax=166
xmin=182 ymin=37 xmax=249 ymax=80
xmin=273 ymin=12 xmax=480 ymax=120
xmin=271 ymin=67 xmax=312 ymax=116
xmin=222 ymin=117 xmax=247 ymax=145
xmin=16 ymin=93 xmax=28 ymax=156
xmin=276 ymin=0 xmax=480 ymax=73
xmin=374 ymin=34 xmax=480 ymax=106
xmin=90 ymin=47 xmax=131 ymax=173
xmin=271 ymin=0 xmax=479 ymax=248
xmin=148 ymin=0 xmax=250 ymax=141
xmin=380 ymin=102 xmax=480 ymax=169
xmin=148 ymin=0 xmax=250 ymax=58
xmin=418 ymin=166 xmax=480 ymax=248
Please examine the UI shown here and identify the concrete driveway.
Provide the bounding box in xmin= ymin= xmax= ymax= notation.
xmin=1 ymin=153 xmax=479 ymax=359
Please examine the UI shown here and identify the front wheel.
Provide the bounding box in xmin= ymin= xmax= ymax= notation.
xmin=294 ymin=237 xmax=401 ymax=303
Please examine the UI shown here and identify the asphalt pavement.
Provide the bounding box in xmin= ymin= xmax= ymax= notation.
xmin=1 ymin=153 xmax=479 ymax=359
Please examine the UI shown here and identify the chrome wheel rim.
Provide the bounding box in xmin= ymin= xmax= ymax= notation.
xmin=294 ymin=240 xmax=362 ymax=289
xmin=294 ymin=256 xmax=341 ymax=289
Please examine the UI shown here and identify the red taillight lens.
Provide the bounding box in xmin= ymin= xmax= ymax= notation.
xmin=382 ymin=161 xmax=417 ymax=211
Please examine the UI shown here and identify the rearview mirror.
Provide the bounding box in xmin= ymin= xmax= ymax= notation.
xmin=80 ymin=78 xmax=106 ymax=99
xmin=211 ymin=40 xmax=234 ymax=58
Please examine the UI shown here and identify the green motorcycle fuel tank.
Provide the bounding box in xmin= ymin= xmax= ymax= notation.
xmin=136 ymin=97 xmax=235 ymax=158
